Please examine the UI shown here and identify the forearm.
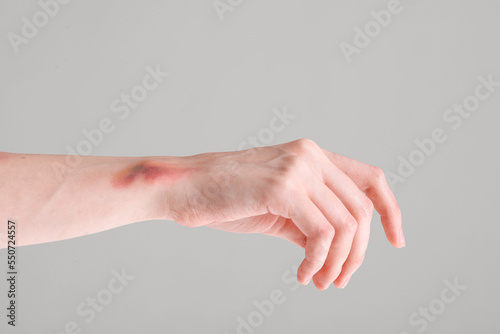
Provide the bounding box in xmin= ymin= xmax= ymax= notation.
xmin=0 ymin=139 xmax=404 ymax=290
xmin=0 ymin=152 xmax=194 ymax=247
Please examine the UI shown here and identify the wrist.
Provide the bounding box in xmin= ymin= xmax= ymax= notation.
xmin=133 ymin=155 xmax=198 ymax=223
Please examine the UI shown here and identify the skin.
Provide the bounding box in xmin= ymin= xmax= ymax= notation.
xmin=0 ymin=138 xmax=404 ymax=290
xmin=111 ymin=160 xmax=194 ymax=188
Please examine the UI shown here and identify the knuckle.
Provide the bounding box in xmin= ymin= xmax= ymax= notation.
xmin=289 ymin=138 xmax=320 ymax=155
xmin=358 ymin=196 xmax=374 ymax=218
xmin=351 ymin=254 xmax=365 ymax=267
xmin=306 ymin=249 xmax=324 ymax=263
xmin=370 ymin=165 xmax=387 ymax=185
xmin=342 ymin=215 xmax=358 ymax=234
xmin=317 ymin=224 xmax=335 ymax=241
xmin=308 ymin=225 xmax=335 ymax=254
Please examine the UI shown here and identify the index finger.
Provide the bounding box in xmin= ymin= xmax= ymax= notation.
xmin=321 ymin=149 xmax=405 ymax=248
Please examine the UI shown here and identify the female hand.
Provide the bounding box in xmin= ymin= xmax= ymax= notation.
xmin=167 ymin=138 xmax=404 ymax=290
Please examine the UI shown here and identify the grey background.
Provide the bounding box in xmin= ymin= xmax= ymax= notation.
xmin=1 ymin=0 xmax=499 ymax=333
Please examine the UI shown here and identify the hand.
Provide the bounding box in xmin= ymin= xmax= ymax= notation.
xmin=166 ymin=138 xmax=404 ymax=290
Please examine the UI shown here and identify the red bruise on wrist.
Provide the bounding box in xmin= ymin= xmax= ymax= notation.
xmin=111 ymin=160 xmax=192 ymax=188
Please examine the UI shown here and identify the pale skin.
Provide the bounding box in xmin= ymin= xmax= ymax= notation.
xmin=0 ymin=138 xmax=404 ymax=290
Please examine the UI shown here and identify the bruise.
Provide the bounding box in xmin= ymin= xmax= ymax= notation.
xmin=112 ymin=160 xmax=192 ymax=188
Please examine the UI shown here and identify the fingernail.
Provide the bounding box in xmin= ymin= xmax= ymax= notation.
xmin=304 ymin=278 xmax=311 ymax=286
xmin=339 ymin=275 xmax=352 ymax=289
xmin=399 ymin=229 xmax=406 ymax=248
